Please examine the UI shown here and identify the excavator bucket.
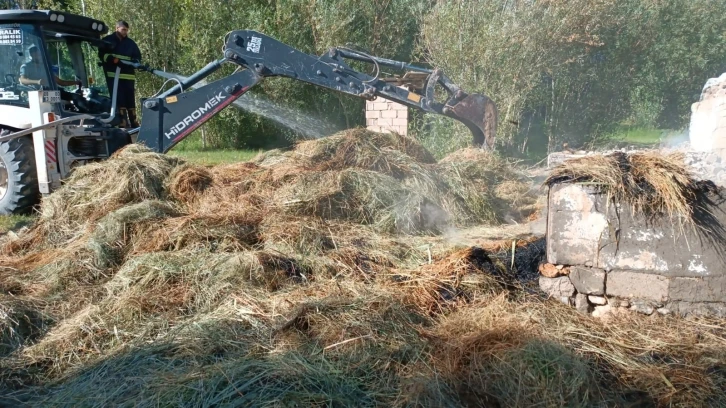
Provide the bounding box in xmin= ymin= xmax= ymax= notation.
xmin=444 ymin=93 xmax=498 ymax=149
xmin=382 ymin=70 xmax=498 ymax=149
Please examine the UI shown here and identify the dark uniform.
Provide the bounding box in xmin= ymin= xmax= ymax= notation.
xmin=98 ymin=32 xmax=142 ymax=127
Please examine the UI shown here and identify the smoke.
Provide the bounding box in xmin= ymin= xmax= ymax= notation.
xmin=659 ymin=129 xmax=691 ymax=150
xmin=169 ymin=73 xmax=340 ymax=139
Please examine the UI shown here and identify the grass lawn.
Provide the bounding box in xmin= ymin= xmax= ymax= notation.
xmin=593 ymin=126 xmax=688 ymax=149
xmin=166 ymin=133 xmax=267 ymax=165
xmin=0 ymin=214 xmax=34 ymax=234
xmin=167 ymin=148 xmax=263 ymax=165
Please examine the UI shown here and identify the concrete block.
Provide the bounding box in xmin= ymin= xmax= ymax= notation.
xmin=690 ymin=100 xmax=719 ymax=151
xmin=546 ymin=184 xmax=608 ymax=265
xmin=606 ymin=270 xmax=669 ymax=302
xmin=712 ymin=131 xmax=726 ymax=149
xmin=377 ymin=118 xmax=393 ymax=126
xmin=669 ymin=277 xmax=726 ymax=302
xmin=392 ymin=103 xmax=408 ymax=111
xmin=539 ymin=276 xmax=576 ymax=299
xmin=569 ymin=266 xmax=605 ymax=295
xmin=588 ymin=295 xmax=608 ymax=305
xmin=547 ymin=183 xmax=726 ymax=277
xmin=630 ymin=299 xmax=655 ymax=315
xmin=381 ymin=110 xmax=397 ymax=119
xmin=575 ymin=293 xmax=590 ymax=314
xmin=365 ymin=110 xmax=379 ymax=119
xmin=665 ymin=301 xmax=726 ymax=318
xmin=367 ymin=126 xmax=382 ymax=133
xmin=366 ymin=119 xmax=378 ymax=127
xmin=592 ymin=304 xmax=613 ymax=318
xmin=392 ymin=118 xmax=408 ymax=126
xmin=366 ymin=100 xmax=375 ymax=109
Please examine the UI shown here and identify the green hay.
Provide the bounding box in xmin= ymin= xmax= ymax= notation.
xmin=87 ymin=200 xmax=180 ymax=268
xmin=275 ymin=169 xmax=447 ymax=234
xmin=297 ymin=128 xmax=437 ymax=170
xmin=483 ymin=341 xmax=597 ymax=407
xmin=0 ymin=296 xmax=52 ymax=358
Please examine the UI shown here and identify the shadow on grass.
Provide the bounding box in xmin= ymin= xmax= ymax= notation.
xmin=0 ymin=317 xmax=690 ymax=408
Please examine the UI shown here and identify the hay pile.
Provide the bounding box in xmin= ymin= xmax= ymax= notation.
xmin=0 ymin=130 xmax=724 ymax=407
xmin=545 ymin=150 xmax=719 ymax=227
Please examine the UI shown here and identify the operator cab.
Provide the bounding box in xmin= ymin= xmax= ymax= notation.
xmin=0 ymin=10 xmax=112 ymax=117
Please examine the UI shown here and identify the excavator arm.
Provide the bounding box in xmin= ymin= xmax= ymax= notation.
xmin=136 ymin=30 xmax=497 ymax=153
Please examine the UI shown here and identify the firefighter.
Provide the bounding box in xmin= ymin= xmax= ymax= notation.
xmin=99 ymin=20 xmax=142 ymax=128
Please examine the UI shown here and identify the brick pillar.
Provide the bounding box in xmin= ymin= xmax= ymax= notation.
xmin=365 ymin=94 xmax=409 ymax=136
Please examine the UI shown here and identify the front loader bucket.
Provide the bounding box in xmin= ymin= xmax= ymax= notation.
xmin=445 ymin=93 xmax=498 ymax=149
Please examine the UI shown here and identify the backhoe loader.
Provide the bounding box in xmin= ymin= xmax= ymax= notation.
xmin=0 ymin=9 xmax=498 ymax=215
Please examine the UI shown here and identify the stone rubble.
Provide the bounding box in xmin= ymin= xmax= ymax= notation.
xmin=538 ymin=267 xmax=726 ymax=318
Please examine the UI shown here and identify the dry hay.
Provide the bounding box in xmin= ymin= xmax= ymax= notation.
xmin=0 ymin=295 xmax=52 ymax=358
xmin=294 ymin=128 xmax=437 ymax=170
xmin=545 ymin=150 xmax=718 ymax=227
xmin=4 ymin=261 xmax=724 ymax=407
xmin=3 ymin=144 xmax=181 ymax=255
xmin=1 ymin=130 xmax=724 ymax=407
xmin=438 ymin=148 xmax=540 ymax=223
xmin=166 ymin=163 xmax=213 ymax=203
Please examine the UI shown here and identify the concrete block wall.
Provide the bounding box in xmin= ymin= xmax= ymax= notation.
xmin=689 ymin=72 xmax=726 ymax=160
xmin=365 ymin=97 xmax=409 ymax=135
xmin=540 ymin=183 xmax=726 ymax=318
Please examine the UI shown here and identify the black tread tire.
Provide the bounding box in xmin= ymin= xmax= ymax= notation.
xmin=0 ymin=130 xmax=40 ymax=215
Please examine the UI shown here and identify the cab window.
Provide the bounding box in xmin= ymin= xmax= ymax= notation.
xmin=0 ymin=23 xmax=51 ymax=106
xmin=46 ymin=39 xmax=76 ymax=85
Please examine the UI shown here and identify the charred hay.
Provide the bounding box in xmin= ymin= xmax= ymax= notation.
xmin=545 ymin=150 xmax=720 ymax=228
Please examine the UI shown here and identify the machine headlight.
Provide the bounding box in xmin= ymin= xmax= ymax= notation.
xmin=92 ymin=22 xmax=98 ymax=30
xmin=50 ymin=13 xmax=57 ymax=22
xmin=57 ymin=15 xmax=65 ymax=23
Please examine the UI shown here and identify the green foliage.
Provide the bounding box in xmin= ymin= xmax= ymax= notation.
xmin=418 ymin=0 xmax=726 ymax=158
xmin=56 ymin=0 xmax=431 ymax=150
xmin=26 ymin=0 xmax=726 ymax=158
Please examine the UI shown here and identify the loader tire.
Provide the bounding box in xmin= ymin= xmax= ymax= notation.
xmin=0 ymin=130 xmax=40 ymax=215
